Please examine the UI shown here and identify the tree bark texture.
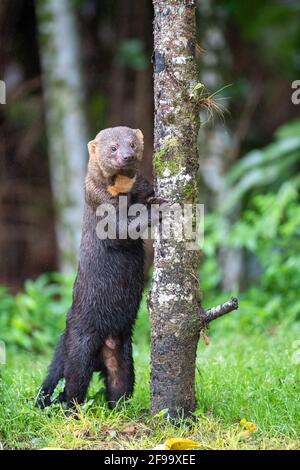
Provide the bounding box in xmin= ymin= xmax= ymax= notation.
xmin=149 ymin=0 xmax=202 ymax=417
xmin=36 ymin=0 xmax=88 ymax=272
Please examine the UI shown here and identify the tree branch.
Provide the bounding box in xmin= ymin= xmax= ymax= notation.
xmin=204 ymin=297 xmax=239 ymax=324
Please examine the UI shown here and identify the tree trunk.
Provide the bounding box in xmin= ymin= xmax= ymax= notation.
xmin=36 ymin=0 xmax=87 ymax=272
xmin=149 ymin=0 xmax=239 ymax=419
xmin=149 ymin=0 xmax=202 ymax=418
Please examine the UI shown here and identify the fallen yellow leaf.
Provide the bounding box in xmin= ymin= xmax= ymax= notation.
xmin=246 ymin=422 xmax=257 ymax=432
xmin=159 ymin=438 xmax=202 ymax=450
xmin=239 ymin=418 xmax=257 ymax=433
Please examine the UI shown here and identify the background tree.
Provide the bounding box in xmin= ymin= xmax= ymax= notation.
xmin=36 ymin=0 xmax=88 ymax=272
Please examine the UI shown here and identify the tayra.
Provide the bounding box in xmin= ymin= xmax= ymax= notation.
xmin=37 ymin=126 xmax=163 ymax=409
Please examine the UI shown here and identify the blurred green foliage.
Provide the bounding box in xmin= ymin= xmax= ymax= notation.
xmin=0 ymin=273 xmax=73 ymax=353
xmin=203 ymin=183 xmax=300 ymax=332
xmin=87 ymin=92 xmax=108 ymax=137
xmin=115 ymin=39 xmax=149 ymax=70
xmin=202 ymin=118 xmax=300 ymax=332
xmin=222 ymin=0 xmax=300 ymax=76
xmin=0 ymin=273 xmax=150 ymax=355
xmin=224 ymin=118 xmax=300 ymax=211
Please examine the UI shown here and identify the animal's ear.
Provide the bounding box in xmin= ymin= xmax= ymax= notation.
xmin=135 ymin=129 xmax=144 ymax=148
xmin=87 ymin=139 xmax=97 ymax=158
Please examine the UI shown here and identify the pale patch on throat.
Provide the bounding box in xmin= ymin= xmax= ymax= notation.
xmin=107 ymin=175 xmax=136 ymax=196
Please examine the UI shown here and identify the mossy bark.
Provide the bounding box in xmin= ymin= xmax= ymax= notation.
xmin=36 ymin=0 xmax=87 ymax=272
xmin=149 ymin=0 xmax=202 ymax=417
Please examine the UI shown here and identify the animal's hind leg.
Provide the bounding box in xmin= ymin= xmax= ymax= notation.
xmin=63 ymin=332 xmax=99 ymax=408
xmin=101 ymin=335 xmax=134 ymax=408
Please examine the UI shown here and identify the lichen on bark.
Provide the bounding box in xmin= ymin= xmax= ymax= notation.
xmin=153 ymin=137 xmax=182 ymax=177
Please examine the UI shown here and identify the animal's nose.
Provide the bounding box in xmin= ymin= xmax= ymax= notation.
xmin=122 ymin=153 xmax=134 ymax=162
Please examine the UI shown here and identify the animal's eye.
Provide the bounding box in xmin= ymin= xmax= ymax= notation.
xmin=130 ymin=142 xmax=135 ymax=149
xmin=111 ymin=146 xmax=117 ymax=152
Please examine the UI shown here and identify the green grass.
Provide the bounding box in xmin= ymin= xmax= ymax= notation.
xmin=0 ymin=294 xmax=300 ymax=450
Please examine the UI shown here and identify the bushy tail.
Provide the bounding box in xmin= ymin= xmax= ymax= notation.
xmin=36 ymin=333 xmax=66 ymax=408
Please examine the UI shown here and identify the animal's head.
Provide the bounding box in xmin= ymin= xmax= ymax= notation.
xmin=87 ymin=126 xmax=144 ymax=177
